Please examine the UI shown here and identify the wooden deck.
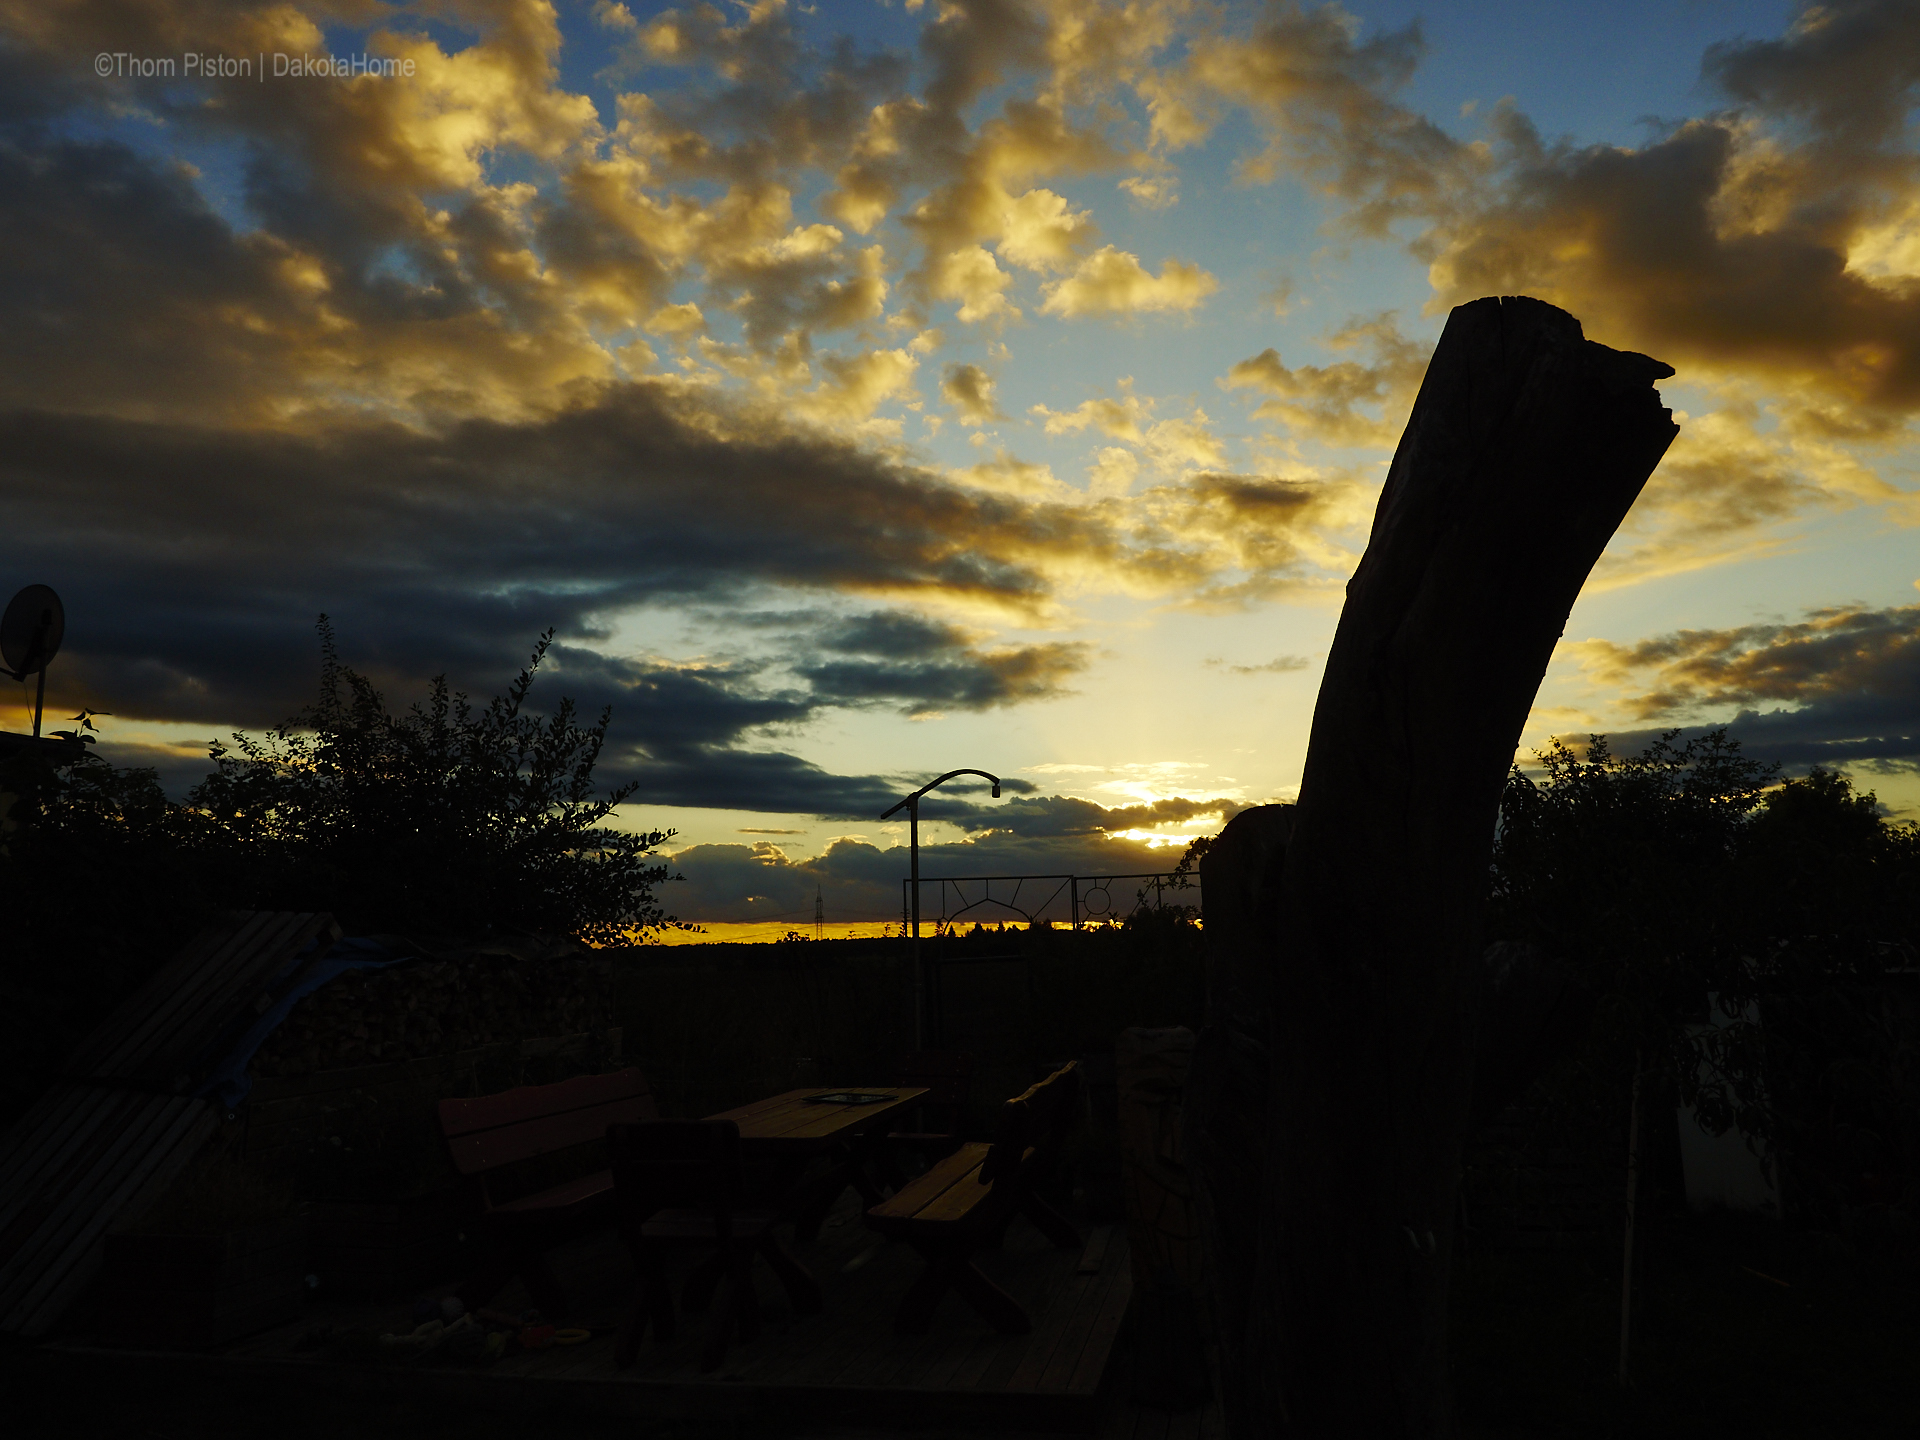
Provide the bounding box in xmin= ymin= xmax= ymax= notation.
xmin=41 ymin=1186 xmax=1229 ymax=1436
xmin=1099 ymin=1365 xmax=1225 ymax=1440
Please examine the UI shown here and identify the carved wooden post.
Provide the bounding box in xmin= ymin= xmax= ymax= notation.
xmin=1191 ymin=297 xmax=1678 ymax=1438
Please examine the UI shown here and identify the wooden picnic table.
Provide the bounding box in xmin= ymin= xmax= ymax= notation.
xmin=707 ymin=1087 xmax=928 ymax=1240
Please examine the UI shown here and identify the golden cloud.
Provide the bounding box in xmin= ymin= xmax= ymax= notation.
xmin=1087 ymin=446 xmax=1140 ymax=496
xmin=796 ymin=346 xmax=921 ymax=428
xmin=0 ymin=0 xmax=1250 ymax=429
xmin=998 ymin=187 xmax=1099 ymax=270
xmin=647 ymin=301 xmax=708 ymax=337
xmin=1562 ymin=603 xmax=1920 ymax=739
xmin=928 ymin=244 xmax=1020 ymax=324
xmin=1223 ymin=312 xmax=1429 ymax=447
xmin=1418 ymin=5 xmax=1920 ymax=424
xmin=1121 ymin=469 xmax=1370 ymax=606
xmin=1040 ymin=246 xmax=1219 ymax=317
xmin=1031 ymin=387 xmax=1152 ymax=442
xmin=1165 ymin=0 xmax=1480 ymax=233
xmin=951 ymin=451 xmax=1070 ymax=500
xmin=1139 ymin=413 xmax=1226 ymax=471
xmin=942 ymin=363 xmax=1005 ymax=425
xmin=1117 ymin=174 xmax=1180 ymax=210
xmin=1584 ymin=393 xmax=1920 ymax=589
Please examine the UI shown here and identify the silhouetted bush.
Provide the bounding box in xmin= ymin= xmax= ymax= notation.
xmin=1487 ymin=727 xmax=1920 ymax=1232
xmin=189 ymin=620 xmax=680 ymax=945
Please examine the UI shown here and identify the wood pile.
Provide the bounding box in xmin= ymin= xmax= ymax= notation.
xmin=250 ymin=949 xmax=614 ymax=1078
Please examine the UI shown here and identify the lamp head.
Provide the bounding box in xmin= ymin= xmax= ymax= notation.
xmin=991 ymin=782 xmax=1000 ymax=798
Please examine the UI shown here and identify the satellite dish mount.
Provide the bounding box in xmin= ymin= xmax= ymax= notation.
xmin=2 ymin=585 xmax=67 ymax=738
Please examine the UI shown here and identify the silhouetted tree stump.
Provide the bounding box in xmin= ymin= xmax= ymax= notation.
xmin=1189 ymin=296 xmax=1679 ymax=1439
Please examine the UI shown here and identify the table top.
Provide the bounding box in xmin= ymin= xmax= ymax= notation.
xmin=707 ymin=1087 xmax=928 ymax=1148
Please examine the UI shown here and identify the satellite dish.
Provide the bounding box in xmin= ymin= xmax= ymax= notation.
xmin=2 ymin=585 xmax=64 ymax=679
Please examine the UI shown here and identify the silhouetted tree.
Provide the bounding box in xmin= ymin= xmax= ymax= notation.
xmin=1489 ymin=736 xmax=1918 ymax=1192
xmin=1488 ymin=729 xmax=1775 ymax=1129
xmin=190 ymin=619 xmax=682 ymax=944
xmin=1736 ymin=765 xmax=1918 ymax=952
xmin=1706 ymin=766 xmax=1919 ymax=1223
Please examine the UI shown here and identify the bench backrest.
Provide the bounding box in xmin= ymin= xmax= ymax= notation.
xmin=979 ymin=1060 xmax=1080 ymax=1187
xmin=438 ymin=1068 xmax=658 ymax=1176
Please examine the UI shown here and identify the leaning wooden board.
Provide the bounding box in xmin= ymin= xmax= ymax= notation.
xmin=0 ymin=912 xmax=335 ymax=1338
xmin=65 ymin=912 xmax=340 ymax=1089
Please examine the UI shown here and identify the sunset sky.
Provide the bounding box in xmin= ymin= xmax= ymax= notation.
xmin=3 ymin=0 xmax=1917 ymax=937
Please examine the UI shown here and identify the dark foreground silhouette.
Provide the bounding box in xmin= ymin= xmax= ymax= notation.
xmin=8 ymin=1204 xmax=1916 ymax=1440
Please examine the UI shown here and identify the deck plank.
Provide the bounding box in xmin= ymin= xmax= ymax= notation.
xmin=913 ymin=1301 xmax=1007 ymax=1393
xmin=799 ymin=1199 xmax=1004 ymax=1392
xmin=225 ymin=1316 xmax=308 ymax=1359
xmin=737 ymin=1226 xmax=898 ymax=1385
xmin=1066 ymin=1233 xmax=1134 ymax=1394
xmin=525 ymin=1337 xmax=602 ymax=1380
xmin=1006 ymin=1268 xmax=1095 ymax=1391
xmin=1077 ymin=1223 xmax=1114 ymax=1274
xmin=733 ymin=1294 xmax=863 ymax=1384
xmin=963 ymin=1222 xmax=1079 ymax=1390
xmin=1033 ymin=1247 xmax=1127 ymax=1393
xmin=853 ymin=1281 xmax=948 ymax=1390
xmin=910 ymin=1317 xmax=990 ymax=1392
xmin=1013 ymin=1222 xmax=1124 ymax=1394
xmin=770 ymin=1282 xmax=887 ymax=1389
xmin=1053 ymin=1264 xmax=1130 ymax=1395
xmin=967 ymin=1319 xmax=1039 ymax=1394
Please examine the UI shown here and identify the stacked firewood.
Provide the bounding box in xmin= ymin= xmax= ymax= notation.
xmin=250 ymin=949 xmax=615 ymax=1077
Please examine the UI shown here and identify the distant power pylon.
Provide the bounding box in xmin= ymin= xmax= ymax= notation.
xmin=814 ymin=884 xmax=824 ymax=941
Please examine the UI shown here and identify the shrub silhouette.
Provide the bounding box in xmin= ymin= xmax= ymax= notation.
xmin=189 ymin=618 xmax=682 ymax=945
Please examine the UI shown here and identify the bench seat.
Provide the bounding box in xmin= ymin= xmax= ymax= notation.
xmin=869 ymin=1141 xmax=1050 ymax=1232
xmin=868 ymin=1143 xmax=991 ymax=1225
xmin=864 ymin=1064 xmax=1080 ymax=1336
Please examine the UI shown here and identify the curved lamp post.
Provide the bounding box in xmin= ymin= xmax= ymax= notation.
xmin=882 ymin=768 xmax=1001 ymax=1050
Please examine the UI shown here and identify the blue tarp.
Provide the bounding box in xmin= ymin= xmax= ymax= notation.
xmin=192 ymin=936 xmax=413 ymax=1111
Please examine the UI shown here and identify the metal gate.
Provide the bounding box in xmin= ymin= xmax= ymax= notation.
xmin=901 ymin=871 xmax=1200 ymax=934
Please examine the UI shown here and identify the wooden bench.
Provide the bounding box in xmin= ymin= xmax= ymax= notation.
xmin=438 ymin=1067 xmax=657 ymax=1318
xmin=865 ymin=1061 xmax=1082 ymax=1335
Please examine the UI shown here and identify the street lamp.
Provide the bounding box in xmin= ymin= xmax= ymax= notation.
xmin=882 ymin=768 xmax=1002 ymax=1050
